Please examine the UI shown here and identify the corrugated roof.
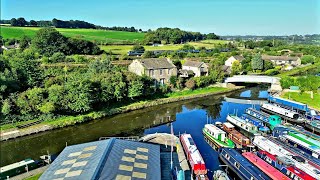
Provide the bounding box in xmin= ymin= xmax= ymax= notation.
xmin=39 ymin=139 xmax=161 ymax=180
xmin=262 ymin=55 xmax=300 ymax=61
xmin=139 ymin=58 xmax=176 ymax=69
xmin=232 ymin=55 xmax=245 ymax=61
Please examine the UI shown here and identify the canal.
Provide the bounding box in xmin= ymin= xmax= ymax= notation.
xmin=0 ymin=86 xmax=269 ymax=172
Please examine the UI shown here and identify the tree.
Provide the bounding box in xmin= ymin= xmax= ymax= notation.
xmin=251 ymin=54 xmax=264 ymax=72
xmin=50 ymin=52 xmax=66 ymax=63
xmin=128 ymin=80 xmax=144 ymax=99
xmin=132 ymin=45 xmax=145 ymax=52
xmin=263 ymin=60 xmax=274 ymax=71
xmin=16 ymin=17 xmax=27 ymax=26
xmin=1 ymin=99 xmax=11 ymax=115
xmin=10 ymin=18 xmax=18 ymax=26
xmin=301 ymin=55 xmax=315 ymax=64
xmin=32 ymin=28 xmax=68 ymax=56
xmin=231 ymin=60 xmax=242 ymax=75
xmin=19 ymin=36 xmax=31 ymax=50
xmin=185 ymin=79 xmax=196 ymax=89
xmin=180 ymin=44 xmax=195 ymax=51
xmin=30 ymin=20 xmax=38 ymax=26
xmin=142 ymin=51 xmax=155 ymax=58
xmin=206 ymin=33 xmax=219 ymax=40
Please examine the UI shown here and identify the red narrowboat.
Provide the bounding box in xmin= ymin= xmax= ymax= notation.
xmin=180 ymin=134 xmax=207 ymax=178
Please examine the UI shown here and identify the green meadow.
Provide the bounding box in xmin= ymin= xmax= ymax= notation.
xmin=0 ymin=26 xmax=145 ymax=43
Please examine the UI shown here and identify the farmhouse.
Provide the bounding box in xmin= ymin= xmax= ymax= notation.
xmin=128 ymin=58 xmax=177 ymax=85
xmin=225 ymin=55 xmax=245 ymax=67
xmin=261 ymin=55 xmax=301 ymax=66
xmin=182 ymin=60 xmax=209 ymax=77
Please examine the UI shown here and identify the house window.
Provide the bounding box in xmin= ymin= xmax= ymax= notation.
xmin=160 ymin=78 xmax=165 ymax=85
xmin=150 ymin=70 xmax=154 ymax=76
xmin=168 ymin=69 xmax=170 ymax=75
xmin=160 ymin=69 xmax=163 ymax=75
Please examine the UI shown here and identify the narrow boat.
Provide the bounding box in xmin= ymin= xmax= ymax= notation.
xmin=260 ymin=103 xmax=306 ymax=124
xmin=257 ymin=151 xmax=316 ymax=180
xmin=241 ymin=115 xmax=270 ymax=133
xmin=202 ymin=124 xmax=235 ymax=149
xmin=268 ymin=137 xmax=320 ymax=169
xmin=242 ymin=152 xmax=290 ymax=180
xmin=305 ymin=120 xmax=320 ymax=135
xmin=0 ymin=159 xmax=38 ymax=179
xmin=218 ymin=148 xmax=270 ymax=180
xmin=284 ymin=124 xmax=320 ymax=140
xmin=221 ymin=122 xmax=252 ymax=148
xmin=245 ymin=108 xmax=282 ymax=130
xmin=180 ymin=134 xmax=208 ymax=179
xmin=253 ymin=136 xmax=320 ymax=179
xmin=226 ymin=115 xmax=260 ymax=135
xmin=280 ymin=131 xmax=320 ymax=159
xmin=268 ymin=95 xmax=308 ymax=113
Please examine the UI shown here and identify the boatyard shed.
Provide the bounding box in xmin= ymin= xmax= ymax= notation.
xmin=40 ymin=138 xmax=161 ymax=180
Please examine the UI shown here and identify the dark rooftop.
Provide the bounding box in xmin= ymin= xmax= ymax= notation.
xmin=183 ymin=60 xmax=206 ymax=68
xmin=139 ymin=58 xmax=176 ymax=70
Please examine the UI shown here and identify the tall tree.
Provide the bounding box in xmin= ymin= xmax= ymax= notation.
xmin=251 ymin=54 xmax=264 ymax=72
xmin=16 ymin=17 xmax=27 ymax=26
xmin=10 ymin=18 xmax=18 ymax=26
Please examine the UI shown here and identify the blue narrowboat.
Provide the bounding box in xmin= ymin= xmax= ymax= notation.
xmin=245 ymin=108 xmax=282 ymax=130
xmin=218 ymin=148 xmax=270 ymax=180
xmin=241 ymin=115 xmax=270 ymax=133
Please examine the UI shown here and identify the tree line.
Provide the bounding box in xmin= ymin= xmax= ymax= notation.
xmin=143 ymin=28 xmax=219 ymax=44
xmin=1 ymin=17 xmax=141 ymax=32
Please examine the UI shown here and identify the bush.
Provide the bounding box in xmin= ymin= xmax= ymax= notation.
xmin=50 ymin=52 xmax=66 ymax=63
xmin=185 ymin=79 xmax=196 ymax=90
xmin=265 ymin=69 xmax=279 ymax=76
xmin=132 ymin=45 xmax=145 ymax=52
xmin=169 ymin=76 xmax=178 ymax=88
xmin=301 ymin=55 xmax=315 ymax=64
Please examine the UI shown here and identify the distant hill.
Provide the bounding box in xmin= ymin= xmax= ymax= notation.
xmin=0 ymin=26 xmax=145 ymax=44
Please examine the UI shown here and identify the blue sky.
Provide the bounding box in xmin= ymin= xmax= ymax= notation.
xmin=1 ymin=0 xmax=319 ymax=35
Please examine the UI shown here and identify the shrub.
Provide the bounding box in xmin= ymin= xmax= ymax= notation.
xmin=265 ymin=69 xmax=279 ymax=76
xmin=185 ymin=79 xmax=196 ymax=90
xmin=50 ymin=52 xmax=66 ymax=63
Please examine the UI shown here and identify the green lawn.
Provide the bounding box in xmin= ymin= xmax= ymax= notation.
xmin=0 ymin=26 xmax=145 ymax=43
xmin=276 ymin=63 xmax=320 ymax=77
xmin=23 ymin=173 xmax=42 ymax=180
xmin=282 ymin=92 xmax=320 ymax=110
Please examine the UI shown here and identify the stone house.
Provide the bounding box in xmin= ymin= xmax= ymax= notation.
xmin=225 ymin=55 xmax=245 ymax=67
xmin=182 ymin=61 xmax=209 ymax=77
xmin=128 ymin=58 xmax=177 ymax=85
xmin=261 ymin=55 xmax=301 ymax=66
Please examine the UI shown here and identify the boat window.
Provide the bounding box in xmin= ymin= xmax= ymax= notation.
xmin=188 ymin=138 xmax=195 ymax=145
xmin=250 ymin=177 xmax=254 ymax=180
xmin=234 ymin=162 xmax=240 ymax=169
xmin=225 ymin=153 xmax=230 ymax=160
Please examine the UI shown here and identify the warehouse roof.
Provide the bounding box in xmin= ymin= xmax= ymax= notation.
xmin=40 ymin=138 xmax=161 ymax=180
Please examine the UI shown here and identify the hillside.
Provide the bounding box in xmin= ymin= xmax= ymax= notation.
xmin=0 ymin=26 xmax=145 ymax=43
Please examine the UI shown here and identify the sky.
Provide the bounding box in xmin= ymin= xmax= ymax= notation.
xmin=1 ymin=0 xmax=320 ymax=35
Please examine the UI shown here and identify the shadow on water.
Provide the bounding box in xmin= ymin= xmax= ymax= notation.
xmin=0 ymin=85 xmax=268 ymax=173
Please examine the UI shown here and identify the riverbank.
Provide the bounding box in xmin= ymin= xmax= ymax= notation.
xmin=0 ymin=86 xmax=243 ymax=141
xmin=281 ymin=91 xmax=320 ymax=111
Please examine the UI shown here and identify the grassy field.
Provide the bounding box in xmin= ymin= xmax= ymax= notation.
xmin=282 ymin=92 xmax=320 ymax=110
xmin=0 ymin=26 xmax=145 ymax=43
xmin=166 ymin=86 xmax=229 ymax=98
xmin=276 ymin=63 xmax=320 ymax=77
xmin=100 ymin=40 xmax=229 ymax=54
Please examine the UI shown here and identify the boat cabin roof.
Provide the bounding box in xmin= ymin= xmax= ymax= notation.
xmin=0 ymin=159 xmax=35 ymax=172
xmin=180 ymin=134 xmax=205 ymax=164
xmin=223 ymin=122 xmax=234 ymax=129
xmin=205 ymin=124 xmax=226 ymax=134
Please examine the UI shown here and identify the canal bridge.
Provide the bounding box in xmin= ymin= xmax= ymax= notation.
xmin=224 ymin=97 xmax=267 ymax=105
xmin=224 ymin=75 xmax=282 ymax=92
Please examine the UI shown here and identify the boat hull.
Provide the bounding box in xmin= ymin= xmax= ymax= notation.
xmin=202 ymin=130 xmax=234 ymax=149
xmin=305 ymin=122 xmax=320 ymax=135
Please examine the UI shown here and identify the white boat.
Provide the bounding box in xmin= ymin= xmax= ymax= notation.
xmin=253 ymin=136 xmax=320 ymax=179
xmin=226 ymin=115 xmax=260 ymax=135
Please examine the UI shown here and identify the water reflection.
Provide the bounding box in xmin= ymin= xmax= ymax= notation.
xmin=0 ymin=86 xmax=268 ymax=170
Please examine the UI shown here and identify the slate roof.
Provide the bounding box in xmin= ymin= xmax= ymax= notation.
xmin=40 ymin=139 xmax=161 ymax=180
xmin=139 ymin=58 xmax=176 ymax=70
xmin=262 ymin=55 xmax=300 ymax=61
xmin=232 ymin=55 xmax=245 ymax=61
xmin=183 ymin=60 xmax=206 ymax=68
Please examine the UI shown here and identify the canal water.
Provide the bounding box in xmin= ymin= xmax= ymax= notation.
xmin=0 ymin=86 xmax=269 ymax=173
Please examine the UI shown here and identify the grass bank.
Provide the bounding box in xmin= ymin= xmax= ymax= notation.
xmin=0 ymin=26 xmax=145 ymax=43
xmin=276 ymin=63 xmax=320 ymax=78
xmin=281 ymin=91 xmax=320 ymax=110
xmin=1 ymin=86 xmax=240 ymax=140
xmin=23 ymin=173 xmax=42 ymax=180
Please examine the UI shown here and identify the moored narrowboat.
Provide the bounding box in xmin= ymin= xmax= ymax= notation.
xmin=245 ymin=108 xmax=282 ymax=130
xmin=253 ymin=136 xmax=320 ymax=179
xmin=202 ymin=124 xmax=235 ymax=149
xmin=180 ymin=134 xmax=208 ymax=178
xmin=218 ymin=148 xmax=270 ymax=180
xmin=260 ymin=103 xmax=305 ymax=124
xmin=226 ymin=115 xmax=260 ymax=135
xmin=305 ymin=120 xmax=320 ymax=135
xmin=242 ymin=152 xmax=290 ymax=180
xmin=256 ymin=151 xmax=316 ymax=180
xmin=0 ymin=159 xmax=38 ymax=179
xmin=221 ymin=122 xmax=252 ymax=148
xmin=241 ymin=115 xmax=270 ymax=133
